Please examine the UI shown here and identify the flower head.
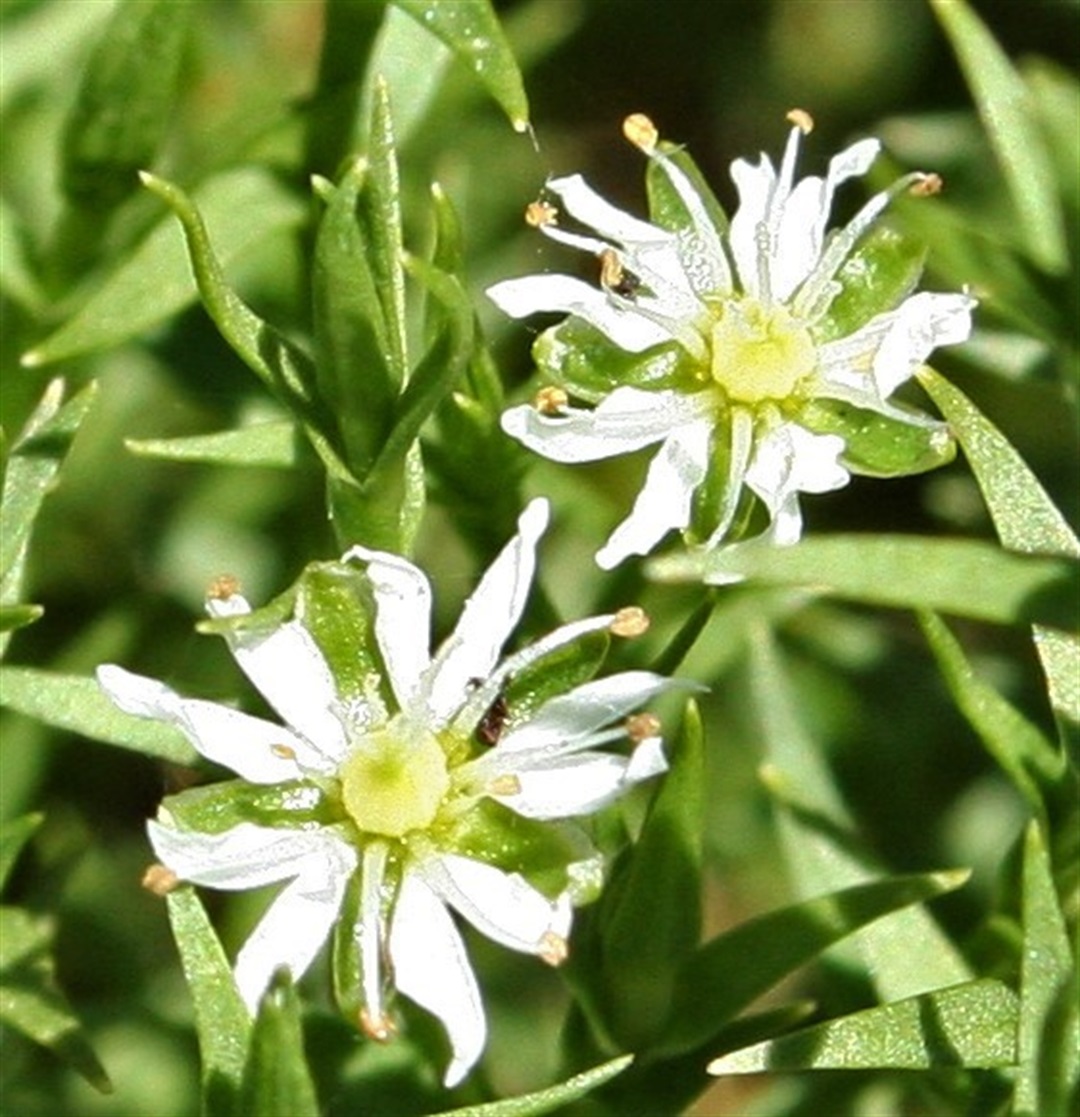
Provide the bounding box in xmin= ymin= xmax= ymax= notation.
xmin=98 ymin=499 xmax=679 ymax=1087
xmin=489 ymin=112 xmax=975 ymax=571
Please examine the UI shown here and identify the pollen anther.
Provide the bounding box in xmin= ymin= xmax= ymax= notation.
xmin=786 ymin=108 xmax=814 ymax=134
xmin=623 ymin=113 xmax=658 ymax=153
xmin=207 ymin=574 xmax=241 ymax=600
xmin=489 ymin=774 xmax=522 ymax=796
xmin=142 ymin=863 xmax=180 ymax=896
xmin=539 ymin=930 xmax=569 ymax=966
xmin=360 ymin=1007 xmax=396 ymax=1042
xmin=525 ymin=200 xmax=559 ymax=228
xmin=270 ymin=743 xmax=297 ymax=760
xmin=626 ymin=712 xmax=662 ymax=743
xmin=910 ymin=173 xmax=943 ymax=197
xmin=610 ymin=606 xmax=650 ymax=638
xmin=534 ymin=386 xmax=569 ymax=415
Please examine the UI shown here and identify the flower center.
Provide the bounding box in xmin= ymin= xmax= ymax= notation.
xmin=340 ymin=721 xmax=451 ymax=838
xmin=709 ymin=300 xmax=816 ymax=404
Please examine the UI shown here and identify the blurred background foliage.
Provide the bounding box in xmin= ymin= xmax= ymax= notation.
xmin=0 ymin=1 xmax=1076 ymax=1114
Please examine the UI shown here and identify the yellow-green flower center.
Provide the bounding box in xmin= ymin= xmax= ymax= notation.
xmin=710 ymin=300 xmax=816 ymax=404
xmin=340 ymin=721 xmax=451 ymax=838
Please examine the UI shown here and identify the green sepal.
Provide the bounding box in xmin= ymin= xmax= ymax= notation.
xmin=533 ymin=319 xmax=701 ymax=404
xmin=646 ymin=140 xmax=729 ymax=239
xmin=797 ymin=397 xmax=956 ymax=478
xmin=296 ymin=559 xmax=385 ymax=710
xmin=442 ymin=799 xmax=592 ymax=899
xmin=331 ymin=871 xmax=364 ymax=1024
xmin=0 ymin=603 xmax=44 ymax=634
xmin=502 ymin=628 xmax=611 ymax=726
xmin=707 ymin=977 xmax=1017 ymax=1075
xmin=240 ymin=971 xmax=320 ymax=1117
xmin=813 ymin=225 xmax=927 ymax=343
xmin=596 ymin=699 xmax=705 ymax=1051
xmin=161 ymin=779 xmax=341 ymax=836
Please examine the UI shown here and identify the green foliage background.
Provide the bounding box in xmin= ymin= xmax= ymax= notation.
xmin=0 ymin=1 xmax=1076 ymax=1115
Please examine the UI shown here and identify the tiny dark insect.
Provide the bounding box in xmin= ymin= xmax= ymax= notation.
xmin=471 ymin=677 xmax=511 ymax=747
xmin=599 ymin=247 xmax=642 ymax=300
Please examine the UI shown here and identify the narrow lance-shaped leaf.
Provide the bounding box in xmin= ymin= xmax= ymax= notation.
xmin=652 ymin=535 xmax=1079 ymax=633
xmin=239 ymin=972 xmax=319 ymax=1117
xmin=23 ymin=170 xmax=306 ymax=368
xmin=0 ymin=907 xmax=113 ymax=1094
xmin=658 ymin=868 xmax=971 ymax=1058
xmin=0 ymin=814 xmax=43 ymax=891
xmin=0 ymin=667 xmax=196 ymax=766
xmin=919 ymin=611 xmax=1063 ymax=812
xmin=707 ymin=978 xmax=1018 ymax=1075
xmin=929 ymin=0 xmax=1066 ymax=274
xmin=313 ymin=160 xmax=397 ymax=476
xmin=598 ymin=699 xmax=705 ymax=1051
xmin=166 ymin=887 xmax=251 ymax=1117
xmin=426 ymin=1055 xmax=633 ymax=1117
xmin=1015 ymin=822 xmax=1078 ymax=1117
xmin=125 ymin=422 xmax=303 ymax=469
xmin=394 ymin=0 xmax=529 ymax=132
xmin=919 ymin=366 xmax=1080 ymax=759
xmin=747 ymin=625 xmax=972 ymax=1001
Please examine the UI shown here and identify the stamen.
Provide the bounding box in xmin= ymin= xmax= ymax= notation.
xmin=534 ymin=386 xmax=569 ymax=415
xmin=909 ymin=172 xmax=943 ymax=197
xmin=488 ymin=774 xmax=522 ymax=796
xmin=270 ymin=743 xmax=297 ymax=760
xmin=538 ymin=930 xmax=569 ymax=966
xmin=626 ymin=712 xmax=662 ymax=743
xmin=525 ymin=199 xmax=559 ymax=228
xmin=359 ymin=1007 xmax=396 ymax=1042
xmin=610 ymin=606 xmax=649 ymax=637
xmin=785 ymin=108 xmax=815 ymax=134
xmin=207 ymin=574 xmax=241 ymax=600
xmin=141 ymin=863 xmax=180 ymax=896
xmin=622 ymin=112 xmax=659 ymax=154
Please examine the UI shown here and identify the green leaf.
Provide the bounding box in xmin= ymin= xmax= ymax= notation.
xmin=918 ymin=611 xmax=1063 ymax=811
xmin=747 ymin=626 xmax=972 ymax=1001
xmin=0 ymin=603 xmax=44 ymax=634
xmin=1 ymin=379 xmax=97 ymax=590
xmin=653 ymin=534 xmax=1079 ymax=632
xmin=240 ymin=971 xmax=319 ymax=1117
xmin=0 ymin=906 xmax=113 ymax=1093
xmin=312 ymin=160 xmax=396 ymax=475
xmin=1016 ymin=822 xmax=1078 ymax=1117
xmin=23 ymin=169 xmax=306 ymax=367
xmin=394 ymin=0 xmax=529 ymax=133
xmin=426 ymin=1055 xmax=634 ymax=1117
xmin=598 ymin=699 xmax=705 ymax=1050
xmin=0 ymin=667 xmax=196 ymax=765
xmin=59 ymin=0 xmax=191 ymax=212
xmin=165 ymin=887 xmax=251 ymax=1117
xmin=707 ymin=978 xmax=1017 ymax=1075
xmin=659 ymin=869 xmax=970 ymax=1058
xmin=0 ymin=813 xmax=43 ymax=892
xmin=919 ymin=367 xmax=1080 ymax=757
xmin=797 ymin=397 xmax=955 ymax=479
xmin=930 ymin=0 xmax=1067 ymax=274
xmin=126 ymin=421 xmax=304 ymax=469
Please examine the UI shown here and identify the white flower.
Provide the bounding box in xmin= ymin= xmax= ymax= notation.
xmin=489 ymin=112 xmax=976 ymax=570
xmin=97 ymin=499 xmax=678 ymax=1088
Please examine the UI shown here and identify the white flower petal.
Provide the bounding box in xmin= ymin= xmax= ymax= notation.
xmin=487 ymin=274 xmax=675 ymax=352
xmin=97 ymin=665 xmax=323 ymax=782
xmin=870 ymin=291 xmax=976 ymax=397
xmin=728 ymin=151 xmax=777 ymax=296
xmin=207 ymin=597 xmax=347 ymax=764
xmin=745 ymin=423 xmax=849 ymax=545
xmin=596 ymin=419 xmax=712 ymax=569
xmin=421 ymin=853 xmax=572 ymax=957
xmin=232 ymin=837 xmax=356 ymax=1012
xmin=389 ymin=872 xmax=485 ymax=1088
xmin=502 ymin=386 xmax=711 ymax=464
xmin=496 ymin=670 xmax=678 ymax=757
xmin=422 ymin=500 xmax=548 ymax=727
xmin=494 ymin=741 xmax=667 ymax=819
xmin=342 ymin=545 xmax=433 ymax=711
xmin=548 ymin=173 xmax=671 ymax=247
